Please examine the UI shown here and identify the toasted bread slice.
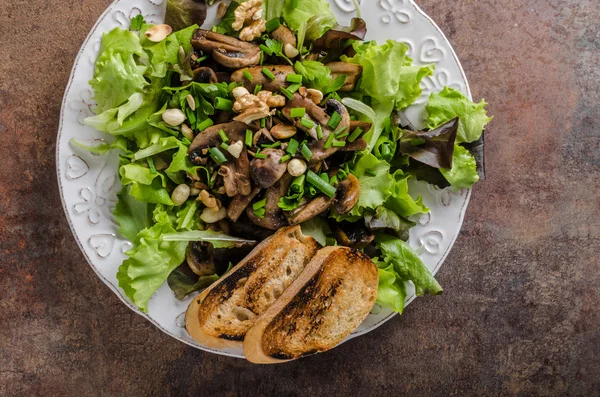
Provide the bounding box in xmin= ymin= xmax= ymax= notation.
xmin=243 ymin=246 xmax=378 ymax=363
xmin=185 ymin=226 xmax=318 ymax=348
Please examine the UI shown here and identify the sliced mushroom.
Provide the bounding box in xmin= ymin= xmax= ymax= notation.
xmin=282 ymin=94 xmax=329 ymax=140
xmin=235 ymin=145 xmax=252 ymax=195
xmin=329 ymin=221 xmax=374 ymax=249
xmin=350 ymin=120 xmax=373 ymax=134
xmin=233 ymin=107 xmax=271 ymax=125
xmin=308 ymin=98 xmax=351 ymax=162
xmin=231 ymin=65 xmax=295 ymax=92
xmin=188 ymin=121 xmax=247 ymax=164
xmin=218 ymin=165 xmax=239 ymax=197
xmin=338 ymin=138 xmax=367 ymax=152
xmin=227 ymin=185 xmax=262 ymax=222
xmin=246 ymin=173 xmax=292 ymax=230
xmin=186 ymin=242 xmax=217 ymax=277
xmin=192 ymin=29 xmax=260 ymax=68
xmin=326 ymin=62 xmax=362 ymax=91
xmin=334 ymin=173 xmax=360 ymax=214
xmin=190 ymin=67 xmax=218 ymax=83
xmin=286 ymin=195 xmax=333 ymax=225
xmin=270 ymin=25 xmax=297 ymax=49
xmin=250 ymin=149 xmax=288 ymax=188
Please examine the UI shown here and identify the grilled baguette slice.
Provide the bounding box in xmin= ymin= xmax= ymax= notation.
xmin=185 ymin=226 xmax=318 ymax=348
xmin=243 ymin=246 xmax=378 ymax=363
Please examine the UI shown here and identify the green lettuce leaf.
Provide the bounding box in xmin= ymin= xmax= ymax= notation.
xmin=113 ymin=185 xmax=153 ymax=241
xmin=376 ymin=261 xmax=407 ymax=314
xmin=386 ymin=170 xmax=429 ymax=218
xmin=167 ymin=267 xmax=220 ymax=300
xmin=282 ymin=0 xmax=337 ymax=41
xmin=426 ymin=87 xmax=493 ymax=144
xmin=376 ymin=233 xmax=443 ymax=297
xmin=342 ymin=40 xmax=434 ymax=108
xmin=97 ymin=28 xmax=144 ymax=61
xmin=331 ymin=152 xmax=394 ymax=221
xmin=300 ymin=217 xmax=331 ymax=246
xmin=90 ymin=52 xmax=148 ymax=113
xmin=117 ymin=206 xmax=188 ymax=312
xmin=294 ymin=61 xmax=345 ymax=94
xmin=120 ymin=163 xmax=174 ymax=205
xmin=440 ymin=144 xmax=480 ymax=190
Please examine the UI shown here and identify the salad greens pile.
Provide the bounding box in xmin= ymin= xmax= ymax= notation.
xmin=76 ymin=0 xmax=491 ymax=314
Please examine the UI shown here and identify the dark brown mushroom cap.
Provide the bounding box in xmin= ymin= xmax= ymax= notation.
xmin=250 ymin=148 xmax=289 ymax=189
xmin=246 ymin=173 xmax=292 ymax=230
xmin=192 ymin=29 xmax=261 ymax=68
xmin=334 ymin=173 xmax=360 ymax=214
xmin=186 ymin=242 xmax=217 ymax=277
xmin=189 ymin=67 xmax=218 ymax=84
xmin=231 ymin=65 xmax=295 ymax=92
xmin=329 ymin=221 xmax=374 ymax=249
xmin=312 ymin=18 xmax=367 ymax=52
xmin=286 ymin=195 xmax=333 ymax=225
xmin=188 ymin=121 xmax=247 ymax=165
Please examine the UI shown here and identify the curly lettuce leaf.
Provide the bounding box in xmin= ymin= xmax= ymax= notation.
xmin=117 ymin=206 xmax=188 ymax=312
xmin=376 ymin=233 xmax=443 ymax=298
xmin=331 ymin=152 xmax=394 ymax=221
xmin=120 ymin=162 xmax=174 ymax=205
xmin=282 ymin=0 xmax=337 ymax=41
xmin=97 ymin=28 xmax=144 ymax=62
xmin=140 ymin=24 xmax=198 ymax=78
xmin=426 ymin=87 xmax=493 ymax=144
xmin=440 ymin=144 xmax=480 ymax=190
xmin=386 ymin=170 xmax=429 ymax=218
xmin=342 ymin=40 xmax=434 ymax=109
xmin=376 ymin=261 xmax=407 ymax=314
xmin=113 ymin=185 xmax=153 ymax=241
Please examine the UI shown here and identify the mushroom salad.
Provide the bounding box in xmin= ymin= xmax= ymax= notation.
xmin=76 ymin=0 xmax=492 ymax=313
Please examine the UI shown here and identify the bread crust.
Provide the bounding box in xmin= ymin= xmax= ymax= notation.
xmin=185 ymin=226 xmax=318 ymax=348
xmin=243 ymin=246 xmax=378 ymax=363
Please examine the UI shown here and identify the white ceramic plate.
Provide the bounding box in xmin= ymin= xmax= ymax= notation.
xmin=57 ymin=0 xmax=472 ymax=358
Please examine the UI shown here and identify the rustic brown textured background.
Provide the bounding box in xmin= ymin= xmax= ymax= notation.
xmin=1 ymin=0 xmax=599 ymax=395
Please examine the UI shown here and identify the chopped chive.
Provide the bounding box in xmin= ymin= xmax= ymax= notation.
xmin=347 ymin=126 xmax=363 ymax=143
xmin=260 ymin=118 xmax=266 ymax=128
xmin=259 ymin=44 xmax=273 ymax=56
xmin=307 ymin=170 xmax=336 ymax=198
xmin=254 ymin=207 xmax=266 ymax=218
xmin=220 ymin=142 xmax=230 ymax=151
xmin=262 ymin=67 xmax=276 ymax=80
xmin=287 ymin=83 xmax=301 ymax=93
xmin=197 ymin=118 xmax=214 ymax=131
xmin=181 ymin=137 xmax=192 ymax=146
xmin=209 ymin=147 xmax=228 ymax=165
xmin=332 ymin=140 xmax=346 ymax=148
xmin=286 ymin=74 xmax=303 ymax=84
xmin=242 ymin=69 xmax=253 ymax=81
xmin=147 ymin=157 xmax=156 ymax=174
xmin=259 ymin=50 xmax=264 ymax=65
xmin=280 ymin=154 xmax=291 ymax=163
xmin=300 ymin=143 xmax=312 ymax=161
xmin=196 ymin=55 xmax=208 ymax=64
xmin=265 ymin=18 xmax=281 ymax=32
xmin=290 ymin=107 xmax=306 ymax=118
xmin=253 ymin=153 xmax=267 ymax=159
xmin=291 ymin=174 xmax=305 ymax=193
xmin=291 ymin=0 xmax=299 ymax=8
xmin=262 ymin=141 xmax=281 ymax=149
xmin=334 ymin=126 xmax=348 ymax=137
xmin=324 ymin=131 xmax=336 ymax=149
xmin=214 ymin=97 xmax=233 ymax=111
xmin=280 ymin=87 xmax=294 ymax=100
xmin=254 ymin=84 xmax=263 ymax=95
xmin=381 ymin=144 xmax=391 ymax=157
xmin=218 ymin=129 xmax=229 ymax=142
xmin=253 ymin=198 xmax=267 ymax=210
xmin=245 ymin=129 xmax=253 ymax=147
xmin=316 ymin=124 xmax=323 ymax=139
xmin=365 ymin=169 xmax=377 ymax=176
xmin=330 ymin=175 xmax=338 ymax=186
xmin=299 ymin=117 xmax=314 ymax=129
xmin=287 ymin=138 xmax=299 ymax=155
xmin=320 ymin=173 xmax=329 ymax=184
xmin=327 ymin=112 xmax=342 ymax=129
xmin=336 ymin=132 xmax=349 ymax=139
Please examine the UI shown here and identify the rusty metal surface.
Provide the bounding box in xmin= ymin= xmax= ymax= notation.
xmin=1 ymin=0 xmax=599 ymax=395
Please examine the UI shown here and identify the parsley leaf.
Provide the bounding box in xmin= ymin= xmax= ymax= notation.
xmin=129 ymin=15 xmax=146 ymax=31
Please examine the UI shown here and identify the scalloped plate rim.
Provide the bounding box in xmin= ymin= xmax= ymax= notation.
xmin=56 ymin=0 xmax=472 ymax=359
